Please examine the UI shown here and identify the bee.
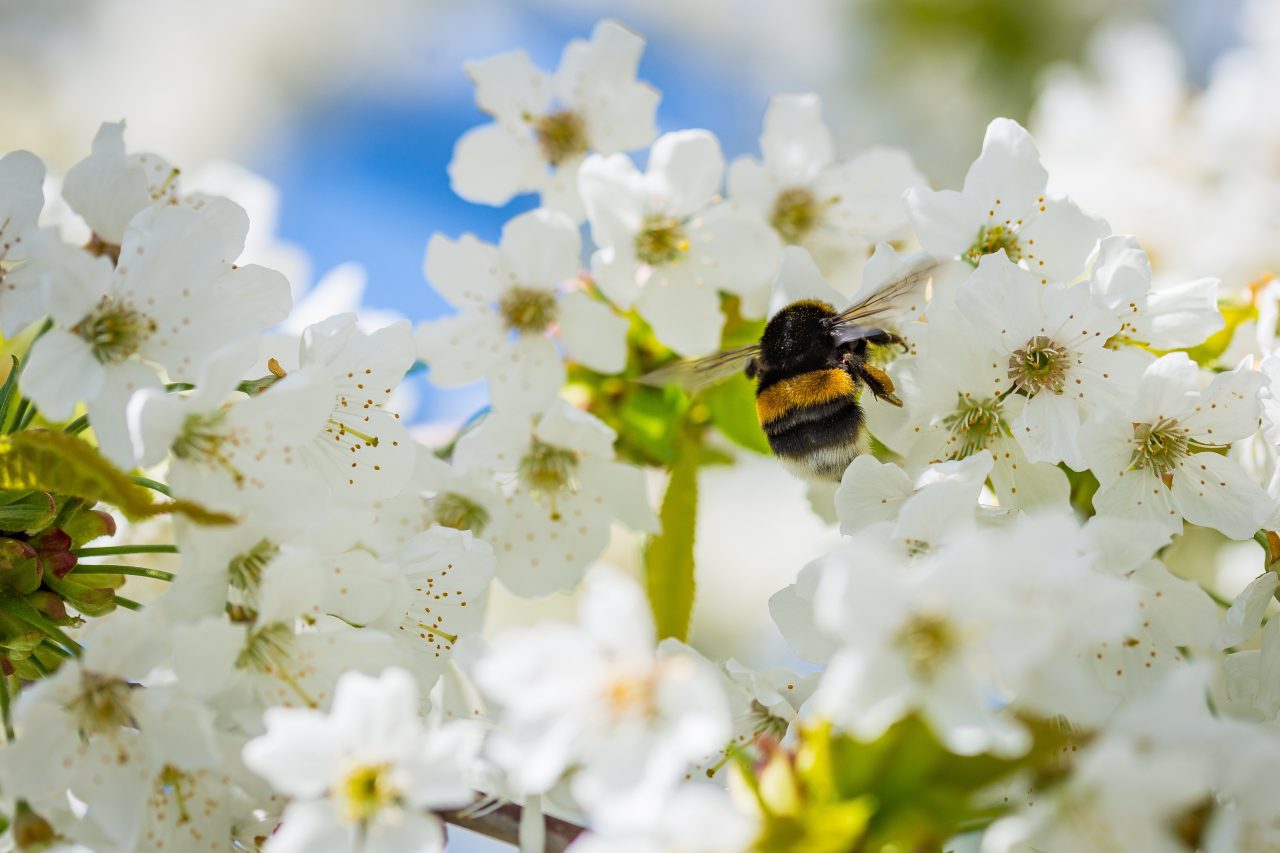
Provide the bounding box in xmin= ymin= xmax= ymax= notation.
xmin=640 ymin=255 xmax=937 ymax=481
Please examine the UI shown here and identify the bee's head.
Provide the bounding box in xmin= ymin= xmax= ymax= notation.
xmin=759 ymin=300 xmax=838 ymax=371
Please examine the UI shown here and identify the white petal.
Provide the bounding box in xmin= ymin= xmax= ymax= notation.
xmin=491 ymin=491 xmax=609 ymax=596
xmin=1015 ymin=392 xmax=1086 ymax=469
xmin=20 ymin=329 xmax=104 ymax=420
xmin=821 ymin=147 xmax=925 ymax=238
xmin=535 ymin=399 xmax=617 ymax=458
xmin=578 ymin=458 xmax=657 ymax=532
xmin=448 ymin=123 xmax=545 ymax=207
xmin=691 ymin=205 xmax=782 ymax=297
xmin=962 ymin=118 xmax=1048 ymax=221
xmin=424 ymin=232 xmax=505 ymax=308
xmin=636 ymin=269 xmax=723 ymax=357
xmin=578 ymin=152 xmax=647 ymax=249
xmin=488 ymin=335 xmax=565 ymax=415
xmin=414 ymin=312 xmax=506 ymax=386
xmin=1170 ymin=451 xmax=1272 ymax=540
xmin=558 ymin=290 xmax=628 ymax=374
xmin=500 ymin=209 xmax=581 ymax=289
xmin=760 ymin=94 xmax=833 ymax=184
xmin=1017 ymin=198 xmax=1109 ymax=283
xmin=62 ymin=121 xmax=152 ymax=244
xmin=126 ymin=388 xmax=184 ymax=468
xmin=904 ymin=186 xmax=981 ymax=258
xmin=645 ymin=130 xmax=724 ymax=218
xmin=725 ymin=156 xmax=774 ymax=214
xmin=465 ymin=50 xmax=552 ymax=122
xmin=1215 ymin=572 xmax=1279 ymax=650
xmin=835 ymin=455 xmax=914 ymax=534
xmin=88 ymin=361 xmax=165 ymax=468
xmin=589 ymin=247 xmax=640 ymax=310
xmin=1182 ymin=357 xmax=1264 ymax=443
xmin=1141 ymin=277 xmax=1224 ymax=349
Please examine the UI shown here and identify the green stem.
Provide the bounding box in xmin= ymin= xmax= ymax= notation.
xmin=63 ymin=414 xmax=90 ymax=435
xmin=165 ymin=382 xmax=194 ymax=393
xmin=130 ymin=476 xmax=172 ymax=497
xmin=114 ymin=595 xmax=142 ymax=611
xmin=73 ymin=544 xmax=178 ymax=557
xmin=0 ymin=599 xmax=82 ymax=655
xmin=0 ymin=673 xmax=14 ymax=742
xmin=75 ymin=564 xmax=174 ymax=582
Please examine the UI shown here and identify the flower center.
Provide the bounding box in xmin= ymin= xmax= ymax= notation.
xmin=941 ymin=395 xmax=1006 ymax=459
xmin=73 ymin=298 xmax=155 ymax=363
xmin=229 ymin=539 xmax=279 ymax=595
xmin=340 ymin=762 xmax=400 ymax=825
xmin=603 ymin=668 xmax=658 ymax=719
xmin=498 ymin=286 xmax=558 ymax=334
xmin=518 ymin=439 xmax=578 ymax=497
xmin=1008 ymin=335 xmax=1068 ymax=395
xmin=532 ymin=109 xmax=589 ymax=166
xmin=770 ymin=187 xmax=822 ymax=244
xmin=71 ymin=671 xmax=136 ymax=734
xmin=237 ymin=623 xmax=318 ymax=707
xmin=634 ymin=214 xmax=689 ymax=267
xmin=965 ymin=224 xmax=1022 ymax=266
xmin=431 ymin=492 xmax=490 ymax=535
xmin=1128 ymin=417 xmax=1190 ymax=483
xmin=894 ymin=613 xmax=957 ymax=679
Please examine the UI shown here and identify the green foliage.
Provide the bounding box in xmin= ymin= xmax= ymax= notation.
xmin=702 ymin=372 xmax=771 ymax=455
xmin=644 ymin=423 xmax=700 ymax=641
xmin=740 ymin=716 xmax=1077 ymax=852
xmin=0 ymin=430 xmax=233 ymax=524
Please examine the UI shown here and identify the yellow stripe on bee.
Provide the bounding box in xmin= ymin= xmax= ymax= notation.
xmin=756 ymin=369 xmax=856 ymax=425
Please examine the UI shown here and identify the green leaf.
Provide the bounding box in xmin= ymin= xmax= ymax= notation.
xmin=42 ymin=572 xmax=121 ymax=618
xmin=702 ymin=373 xmax=770 ymax=455
xmin=644 ymin=426 xmax=699 ymax=641
xmin=0 ymin=356 xmax=19 ymax=431
xmin=0 ymin=430 xmax=233 ymax=524
xmin=0 ymin=491 xmax=55 ymax=533
xmin=0 ymin=539 xmax=40 ymax=596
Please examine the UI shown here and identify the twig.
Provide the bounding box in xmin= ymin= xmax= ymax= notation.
xmin=439 ymin=800 xmax=584 ymax=852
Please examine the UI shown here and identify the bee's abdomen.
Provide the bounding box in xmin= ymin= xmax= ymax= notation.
xmin=756 ymin=369 xmax=863 ymax=481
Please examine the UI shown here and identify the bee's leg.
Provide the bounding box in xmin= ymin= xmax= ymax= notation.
xmin=860 ymin=328 xmax=908 ymax=353
xmin=857 ymin=363 xmax=903 ymax=407
xmin=744 ymin=356 xmax=759 ymax=380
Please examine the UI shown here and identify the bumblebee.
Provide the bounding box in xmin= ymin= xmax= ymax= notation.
xmin=641 ymin=257 xmax=937 ymax=481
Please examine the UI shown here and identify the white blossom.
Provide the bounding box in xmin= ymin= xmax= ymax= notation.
xmin=728 ymin=93 xmax=924 ymax=293
xmin=580 ymin=130 xmax=781 ymax=355
xmin=449 ymin=20 xmax=659 ymax=221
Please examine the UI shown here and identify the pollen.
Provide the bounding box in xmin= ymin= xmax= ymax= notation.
xmin=498 ymin=286 xmax=558 ymax=334
xmin=531 ymin=109 xmax=589 ymax=166
xmin=72 ymin=297 xmax=156 ymax=363
xmin=965 ymin=223 xmax=1022 ymax=266
xmin=634 ymin=213 xmax=689 ymax=267
xmin=770 ymin=186 xmax=823 ymax=244
xmin=1008 ymin=334 xmax=1068 ymax=395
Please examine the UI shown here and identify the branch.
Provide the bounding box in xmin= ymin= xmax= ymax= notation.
xmin=440 ymin=800 xmax=585 ymax=852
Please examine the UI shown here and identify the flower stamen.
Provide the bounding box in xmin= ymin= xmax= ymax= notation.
xmin=531 ymin=110 xmax=589 ymax=166
xmin=1008 ymin=335 xmax=1068 ymax=395
xmin=498 ymin=286 xmax=558 ymax=334
xmin=634 ymin=214 xmax=689 ymax=267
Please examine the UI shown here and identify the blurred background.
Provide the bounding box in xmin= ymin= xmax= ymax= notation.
xmin=3 ymin=0 xmax=1274 ymax=761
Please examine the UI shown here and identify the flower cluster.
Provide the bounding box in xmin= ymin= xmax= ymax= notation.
xmin=0 ymin=18 xmax=1277 ymax=853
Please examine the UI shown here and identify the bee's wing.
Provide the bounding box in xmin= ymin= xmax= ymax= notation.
xmin=826 ymin=255 xmax=939 ymax=333
xmin=636 ymin=343 xmax=761 ymax=394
